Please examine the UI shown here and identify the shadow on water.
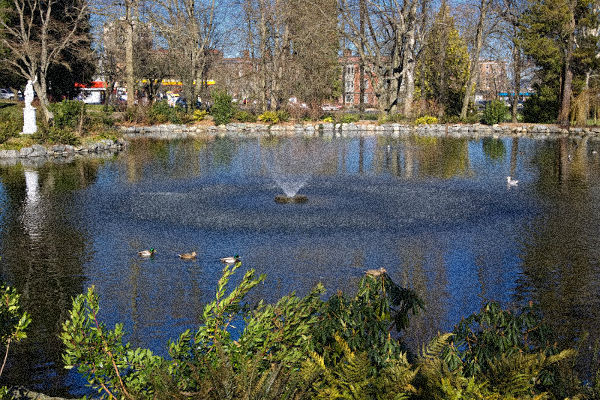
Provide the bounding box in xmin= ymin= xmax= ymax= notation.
xmin=2 ymin=135 xmax=600 ymax=394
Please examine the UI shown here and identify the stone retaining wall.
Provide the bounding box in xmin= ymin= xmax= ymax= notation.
xmin=0 ymin=139 xmax=128 ymax=166
xmin=120 ymin=122 xmax=600 ymax=140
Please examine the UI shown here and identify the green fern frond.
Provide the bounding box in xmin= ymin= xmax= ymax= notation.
xmin=421 ymin=333 xmax=453 ymax=361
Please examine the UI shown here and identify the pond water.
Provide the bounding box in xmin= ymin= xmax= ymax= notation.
xmin=1 ymin=133 xmax=600 ymax=396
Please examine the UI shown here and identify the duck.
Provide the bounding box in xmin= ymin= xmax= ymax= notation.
xmin=220 ymin=254 xmax=240 ymax=264
xmin=178 ymin=251 xmax=197 ymax=260
xmin=506 ymin=176 xmax=519 ymax=186
xmin=138 ymin=248 xmax=156 ymax=258
xmin=365 ymin=267 xmax=387 ymax=277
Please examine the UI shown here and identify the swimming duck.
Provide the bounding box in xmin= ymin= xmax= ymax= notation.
xmin=506 ymin=176 xmax=518 ymax=186
xmin=138 ymin=248 xmax=156 ymax=258
xmin=220 ymin=254 xmax=240 ymax=264
xmin=178 ymin=251 xmax=197 ymax=260
xmin=365 ymin=267 xmax=387 ymax=277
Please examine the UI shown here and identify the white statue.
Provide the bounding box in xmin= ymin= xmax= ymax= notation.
xmin=22 ymin=76 xmax=37 ymax=134
xmin=24 ymin=77 xmax=36 ymax=109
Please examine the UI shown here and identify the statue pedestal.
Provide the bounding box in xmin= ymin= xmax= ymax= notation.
xmin=22 ymin=107 xmax=37 ymax=134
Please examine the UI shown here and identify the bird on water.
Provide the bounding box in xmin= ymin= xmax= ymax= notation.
xmin=179 ymin=251 xmax=197 ymax=260
xmin=138 ymin=248 xmax=156 ymax=258
xmin=220 ymin=254 xmax=240 ymax=264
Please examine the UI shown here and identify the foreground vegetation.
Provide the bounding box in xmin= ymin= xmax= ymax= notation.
xmin=52 ymin=263 xmax=600 ymax=399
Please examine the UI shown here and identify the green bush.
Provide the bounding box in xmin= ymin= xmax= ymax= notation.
xmin=378 ymin=113 xmax=405 ymax=124
xmin=193 ymin=109 xmax=209 ymax=121
xmin=0 ymin=106 xmax=22 ymax=144
xmin=415 ymin=115 xmax=439 ymax=125
xmin=60 ymin=263 xmax=598 ymax=400
xmin=61 ymin=264 xmax=423 ymax=399
xmin=277 ymin=110 xmax=290 ymax=122
xmin=0 ymin=284 xmax=32 ymax=397
xmin=522 ymin=86 xmax=558 ymax=123
xmin=35 ymin=125 xmax=81 ymax=145
xmin=148 ymin=101 xmax=180 ymax=124
xmin=50 ymin=100 xmax=86 ymax=130
xmin=258 ymin=111 xmax=280 ymax=124
xmin=339 ymin=113 xmax=360 ymax=123
xmin=234 ymin=110 xmax=256 ymax=123
xmin=211 ymin=90 xmax=236 ymax=125
xmin=482 ymin=99 xmax=508 ymax=125
xmin=361 ymin=113 xmax=378 ymax=121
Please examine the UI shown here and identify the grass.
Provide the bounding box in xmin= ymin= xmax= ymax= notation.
xmin=0 ymin=136 xmax=35 ymax=150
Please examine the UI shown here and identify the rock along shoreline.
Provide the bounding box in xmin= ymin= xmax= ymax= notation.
xmin=0 ymin=138 xmax=128 ymax=166
xmin=119 ymin=121 xmax=600 ymax=141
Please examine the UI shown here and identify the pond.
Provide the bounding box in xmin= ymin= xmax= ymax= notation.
xmin=1 ymin=133 xmax=600 ymax=396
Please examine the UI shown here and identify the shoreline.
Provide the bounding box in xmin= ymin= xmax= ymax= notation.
xmin=0 ymin=138 xmax=128 ymax=166
xmin=2 ymin=122 xmax=600 ymax=165
xmin=120 ymin=121 xmax=600 ymax=140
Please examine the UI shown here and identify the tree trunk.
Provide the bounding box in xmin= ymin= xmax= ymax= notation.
xmin=358 ymin=0 xmax=366 ymax=112
xmin=33 ymin=79 xmax=53 ymax=123
xmin=400 ymin=0 xmax=418 ymax=118
xmin=125 ymin=0 xmax=136 ymax=109
xmin=460 ymin=0 xmax=490 ymax=120
xmin=558 ymin=1 xmax=576 ymax=126
xmin=511 ymin=37 xmax=521 ymax=123
xmin=259 ymin=1 xmax=268 ymax=112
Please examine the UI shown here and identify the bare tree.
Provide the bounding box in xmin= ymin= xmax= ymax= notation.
xmin=499 ymin=0 xmax=526 ymax=122
xmin=338 ymin=0 xmax=430 ymax=116
xmin=150 ymin=0 xmax=217 ymax=109
xmin=0 ymin=0 xmax=90 ymax=122
xmin=459 ymin=0 xmax=494 ymax=120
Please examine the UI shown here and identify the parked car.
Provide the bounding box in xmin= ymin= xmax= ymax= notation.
xmin=0 ymin=88 xmax=15 ymax=100
xmin=321 ymin=104 xmax=341 ymax=111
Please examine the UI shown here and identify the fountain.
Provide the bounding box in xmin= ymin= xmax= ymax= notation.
xmin=260 ymin=136 xmax=334 ymax=203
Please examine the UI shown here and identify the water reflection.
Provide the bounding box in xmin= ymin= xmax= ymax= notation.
xmin=0 ymin=160 xmax=102 ymax=395
xmin=1 ymin=134 xmax=600 ymax=395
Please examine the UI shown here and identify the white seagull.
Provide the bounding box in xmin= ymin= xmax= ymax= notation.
xmin=506 ymin=176 xmax=519 ymax=187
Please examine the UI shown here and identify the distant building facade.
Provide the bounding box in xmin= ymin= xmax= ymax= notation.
xmin=477 ymin=60 xmax=508 ymax=101
xmin=339 ymin=49 xmax=378 ymax=108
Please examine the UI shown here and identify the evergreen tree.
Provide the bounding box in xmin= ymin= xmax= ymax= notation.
xmin=520 ymin=0 xmax=600 ymax=125
xmin=416 ymin=1 xmax=470 ymax=117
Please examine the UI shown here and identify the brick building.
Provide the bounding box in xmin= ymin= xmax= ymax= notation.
xmin=339 ymin=49 xmax=378 ymax=108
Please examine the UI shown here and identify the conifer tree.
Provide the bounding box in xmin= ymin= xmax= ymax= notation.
xmin=416 ymin=1 xmax=470 ymax=117
xmin=520 ymin=0 xmax=600 ymax=125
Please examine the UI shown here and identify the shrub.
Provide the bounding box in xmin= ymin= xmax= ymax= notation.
xmin=339 ymin=113 xmax=360 ymax=123
xmin=361 ymin=113 xmax=378 ymax=121
xmin=0 ymin=107 xmax=22 ymax=144
xmin=35 ymin=125 xmax=81 ymax=145
xmin=61 ymin=264 xmax=423 ymax=399
xmin=415 ymin=115 xmax=439 ymax=125
xmin=482 ymin=99 xmax=508 ymax=125
xmin=193 ymin=109 xmax=209 ymax=121
xmin=50 ymin=100 xmax=87 ymax=131
xmin=123 ymin=105 xmax=153 ymax=124
xmin=277 ymin=110 xmax=290 ymax=122
xmin=234 ymin=110 xmax=256 ymax=123
xmin=378 ymin=113 xmax=405 ymax=124
xmin=522 ymin=86 xmax=558 ymax=123
xmin=148 ymin=101 xmax=181 ymax=124
xmin=0 ymin=285 xmax=31 ymax=397
xmin=211 ymin=90 xmax=236 ymax=125
xmin=322 ymin=116 xmax=334 ymax=123
xmin=258 ymin=111 xmax=280 ymax=124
